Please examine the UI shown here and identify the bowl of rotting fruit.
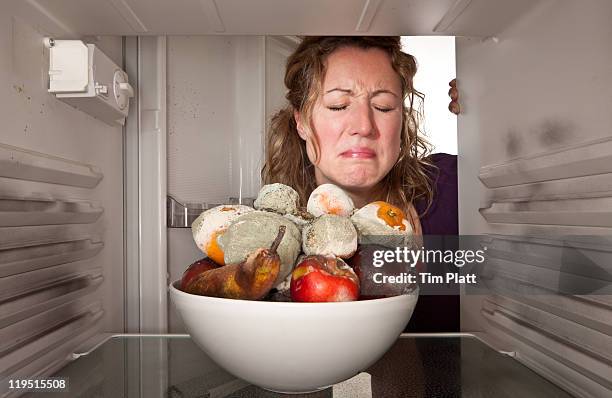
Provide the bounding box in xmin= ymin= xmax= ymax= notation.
xmin=169 ymin=183 xmax=420 ymax=394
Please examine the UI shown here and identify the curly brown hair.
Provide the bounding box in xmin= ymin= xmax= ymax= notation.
xmin=261 ymin=36 xmax=435 ymax=216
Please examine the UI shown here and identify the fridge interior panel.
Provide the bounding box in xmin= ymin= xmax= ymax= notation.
xmin=0 ymin=300 xmax=103 ymax=360
xmin=0 ymin=9 xmax=125 ymax=388
xmin=136 ymin=36 xmax=168 ymax=333
xmin=0 ymin=143 xmax=104 ymax=188
xmin=167 ymin=228 xmax=201 ymax=333
xmin=0 ymin=240 xmax=102 ymax=285
xmin=264 ymin=36 xmax=298 ymax=127
xmin=167 ymin=35 xmax=264 ymax=205
xmin=0 ymin=17 xmax=124 ymax=332
xmin=456 ymin=1 xmax=612 ymax=395
xmin=457 ymin=2 xmax=612 ymax=170
xmin=5 ymin=0 xmax=541 ymax=37
xmin=0 ymin=195 xmax=104 ymax=227
xmin=166 ymin=35 xmax=295 ymax=333
xmin=122 ymin=37 xmax=140 ymax=335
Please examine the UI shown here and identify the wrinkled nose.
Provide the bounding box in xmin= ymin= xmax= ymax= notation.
xmin=349 ymin=103 xmax=376 ymax=137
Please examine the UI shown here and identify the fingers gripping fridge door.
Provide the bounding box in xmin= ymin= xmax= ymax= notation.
xmin=46 ymin=39 xmax=134 ymax=126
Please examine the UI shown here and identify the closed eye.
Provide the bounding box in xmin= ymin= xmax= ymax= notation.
xmin=327 ymin=105 xmax=395 ymax=112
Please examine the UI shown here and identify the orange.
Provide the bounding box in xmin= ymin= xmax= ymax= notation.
xmin=374 ymin=201 xmax=406 ymax=231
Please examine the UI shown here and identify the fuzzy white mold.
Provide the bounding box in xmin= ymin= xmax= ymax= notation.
xmin=254 ymin=183 xmax=300 ymax=215
xmin=307 ymin=183 xmax=354 ymax=217
xmin=302 ymin=214 xmax=357 ymax=258
xmin=191 ymin=205 xmax=254 ymax=262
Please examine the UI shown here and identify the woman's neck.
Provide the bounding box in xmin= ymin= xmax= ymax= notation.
xmin=345 ymin=189 xmax=374 ymax=208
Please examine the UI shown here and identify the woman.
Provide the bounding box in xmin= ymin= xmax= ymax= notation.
xmin=262 ymin=36 xmax=459 ymax=331
xmin=263 ymin=36 xmax=428 ymax=230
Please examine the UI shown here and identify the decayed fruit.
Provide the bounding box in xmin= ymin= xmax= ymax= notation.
xmin=218 ymin=211 xmax=301 ymax=287
xmin=302 ymin=214 xmax=358 ymax=259
xmin=346 ymin=244 xmax=418 ymax=299
xmin=184 ymin=226 xmax=286 ymax=300
xmin=180 ymin=257 xmax=221 ymax=291
xmin=283 ymin=207 xmax=314 ymax=231
xmin=191 ymin=205 xmax=254 ymax=265
xmin=350 ymin=201 xmax=419 ymax=248
xmin=307 ymin=183 xmax=354 ymax=217
xmin=254 ymin=183 xmax=300 ymax=215
xmin=290 ymin=255 xmax=360 ymax=302
xmin=352 ymin=201 xmax=411 ymax=232
xmin=377 ymin=201 xmax=408 ymax=230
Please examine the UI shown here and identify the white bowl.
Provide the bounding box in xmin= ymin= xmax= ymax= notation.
xmin=169 ymin=280 xmax=418 ymax=393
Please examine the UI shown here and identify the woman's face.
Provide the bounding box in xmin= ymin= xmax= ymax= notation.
xmin=296 ymin=46 xmax=403 ymax=197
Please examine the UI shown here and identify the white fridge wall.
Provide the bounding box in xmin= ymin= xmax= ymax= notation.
xmin=458 ymin=0 xmax=612 ymax=236
xmin=457 ymin=1 xmax=612 ymax=396
xmin=0 ymin=13 xmax=124 ymax=387
xmin=166 ymin=36 xmax=290 ymax=333
xmin=166 ymin=35 xmax=262 ymax=333
xmin=167 ymin=36 xmax=264 ymax=205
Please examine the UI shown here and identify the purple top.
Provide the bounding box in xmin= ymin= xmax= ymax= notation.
xmin=407 ymin=153 xmax=459 ymax=332
xmin=414 ymin=153 xmax=458 ymax=235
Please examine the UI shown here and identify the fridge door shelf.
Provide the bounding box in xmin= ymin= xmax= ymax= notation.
xmin=167 ymin=195 xmax=255 ymax=228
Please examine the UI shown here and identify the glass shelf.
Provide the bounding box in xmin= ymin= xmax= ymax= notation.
xmin=28 ymin=334 xmax=573 ymax=397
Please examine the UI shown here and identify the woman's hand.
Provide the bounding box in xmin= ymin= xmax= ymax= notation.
xmin=448 ymin=79 xmax=460 ymax=115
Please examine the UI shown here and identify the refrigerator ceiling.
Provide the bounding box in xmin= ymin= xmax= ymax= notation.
xmin=10 ymin=0 xmax=541 ymax=37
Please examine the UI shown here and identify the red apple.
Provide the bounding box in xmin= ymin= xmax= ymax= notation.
xmin=290 ymin=255 xmax=360 ymax=302
xmin=180 ymin=257 xmax=221 ymax=291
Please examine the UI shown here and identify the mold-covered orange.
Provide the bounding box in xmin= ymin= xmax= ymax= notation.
xmin=191 ymin=205 xmax=254 ymax=265
xmin=307 ymin=184 xmax=354 ymax=217
xmin=373 ymin=201 xmax=407 ymax=231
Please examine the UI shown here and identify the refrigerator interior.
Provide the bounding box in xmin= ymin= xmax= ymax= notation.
xmin=1 ymin=0 xmax=611 ymax=397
